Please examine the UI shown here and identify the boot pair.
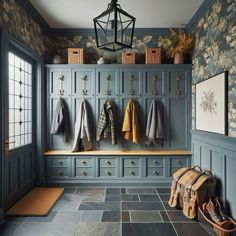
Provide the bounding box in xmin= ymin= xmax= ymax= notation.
xmin=206 ymin=196 xmax=228 ymax=223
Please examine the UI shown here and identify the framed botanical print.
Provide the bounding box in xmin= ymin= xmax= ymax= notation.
xmin=195 ymin=71 xmax=228 ymax=135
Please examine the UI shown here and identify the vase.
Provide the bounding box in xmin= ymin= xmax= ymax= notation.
xmin=174 ymin=52 xmax=184 ymax=64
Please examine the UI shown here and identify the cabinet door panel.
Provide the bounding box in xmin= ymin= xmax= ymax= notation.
xmin=49 ymin=69 xmax=71 ymax=96
xmin=168 ymin=70 xmax=188 ymax=96
xmin=72 ymin=69 xmax=95 ymax=97
xmin=96 ymin=69 xmax=119 ymax=97
xmin=169 ymin=98 xmax=188 ymax=149
xmin=144 ymin=69 xmax=165 ymax=95
xmin=120 ymin=70 xmax=142 ymax=96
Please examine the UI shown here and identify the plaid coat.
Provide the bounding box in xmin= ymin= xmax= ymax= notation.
xmin=96 ymin=100 xmax=117 ymax=145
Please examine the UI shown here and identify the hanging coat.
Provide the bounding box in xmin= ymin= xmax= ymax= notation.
xmin=96 ymin=100 xmax=117 ymax=145
xmin=51 ymin=98 xmax=70 ymax=142
xmin=122 ymin=99 xmax=139 ymax=144
xmin=72 ymin=100 xmax=92 ymax=152
xmin=145 ymin=99 xmax=164 ymax=146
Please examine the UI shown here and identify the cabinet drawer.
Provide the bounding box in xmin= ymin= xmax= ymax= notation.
xmin=76 ymin=167 xmax=93 ymax=177
xmin=76 ymin=158 xmax=93 ymax=167
xmin=123 ymin=158 xmax=140 ymax=167
xmin=99 ymin=167 xmax=116 ymax=177
xmin=147 ymin=158 xmax=164 ymax=167
xmin=147 ymin=167 xmax=164 ymax=177
xmin=50 ymin=167 xmax=70 ymax=177
xmin=171 ymin=157 xmax=188 ymax=167
xmin=51 ymin=158 xmax=70 ymax=167
xmin=99 ymin=158 xmax=116 ymax=167
xmin=123 ymin=168 xmax=140 ymax=177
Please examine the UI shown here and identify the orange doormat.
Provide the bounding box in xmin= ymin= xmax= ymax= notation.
xmin=6 ymin=187 xmax=64 ymax=216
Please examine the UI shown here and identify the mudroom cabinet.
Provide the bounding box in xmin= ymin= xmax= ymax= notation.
xmin=45 ymin=64 xmax=192 ymax=185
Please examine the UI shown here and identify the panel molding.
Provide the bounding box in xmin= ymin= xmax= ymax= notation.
xmin=191 ymin=129 xmax=236 ymax=219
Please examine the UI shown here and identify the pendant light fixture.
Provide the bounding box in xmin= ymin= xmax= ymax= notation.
xmin=93 ymin=0 xmax=136 ymax=52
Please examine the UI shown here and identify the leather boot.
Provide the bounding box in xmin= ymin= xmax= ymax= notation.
xmin=216 ymin=197 xmax=228 ymax=221
xmin=206 ymin=196 xmax=223 ymax=222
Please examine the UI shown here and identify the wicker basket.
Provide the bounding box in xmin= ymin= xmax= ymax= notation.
xmin=122 ymin=52 xmax=135 ymax=64
xmin=198 ymin=206 xmax=236 ymax=236
xmin=68 ymin=48 xmax=84 ymax=64
xmin=145 ymin=48 xmax=161 ymax=64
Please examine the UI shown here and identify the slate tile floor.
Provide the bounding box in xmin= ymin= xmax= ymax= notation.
xmin=0 ymin=187 xmax=211 ymax=236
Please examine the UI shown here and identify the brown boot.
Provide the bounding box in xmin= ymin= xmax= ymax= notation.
xmin=206 ymin=196 xmax=223 ymax=223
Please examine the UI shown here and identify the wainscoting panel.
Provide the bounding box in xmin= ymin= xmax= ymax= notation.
xmin=191 ymin=130 xmax=236 ymax=219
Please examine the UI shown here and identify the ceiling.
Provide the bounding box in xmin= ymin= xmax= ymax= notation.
xmin=29 ymin=0 xmax=204 ymax=29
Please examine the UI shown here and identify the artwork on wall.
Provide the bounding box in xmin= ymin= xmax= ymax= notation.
xmin=195 ymin=71 xmax=228 ymax=135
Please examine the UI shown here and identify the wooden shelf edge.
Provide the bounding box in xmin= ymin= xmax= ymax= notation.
xmin=44 ymin=150 xmax=192 ymax=156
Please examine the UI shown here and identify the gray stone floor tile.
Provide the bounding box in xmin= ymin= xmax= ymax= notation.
xmin=130 ymin=211 xmax=162 ymax=223
xmin=78 ymin=211 xmax=102 ymax=222
xmin=121 ymin=188 xmax=126 ymax=194
xmin=174 ymin=223 xmax=211 ymax=236
xmin=75 ymin=188 xmax=105 ymax=202
xmin=4 ymin=216 xmax=27 ymax=223
xmin=159 ymin=194 xmax=170 ymax=201
xmin=106 ymin=188 xmax=121 ymax=194
xmin=156 ymin=188 xmax=171 ymax=194
xmin=139 ymin=194 xmax=160 ymax=201
xmin=73 ymin=222 xmax=121 ymax=236
xmin=122 ymin=223 xmax=177 ymax=236
xmin=127 ymin=188 xmax=156 ymax=194
xmin=25 ymin=211 xmax=57 ymax=223
xmin=101 ymin=211 xmax=121 ymax=222
xmin=105 ymin=194 xmax=139 ymax=202
xmin=163 ymin=202 xmax=181 ymax=211
xmin=160 ymin=211 xmax=170 ymax=222
xmin=122 ymin=202 xmax=164 ymax=210
xmin=122 ymin=211 xmax=130 ymax=222
xmin=79 ymin=202 xmax=120 ymax=211
xmin=167 ymin=210 xmax=194 ymax=222
xmin=64 ymin=187 xmax=76 ymax=194
xmin=52 ymin=194 xmax=81 ymax=212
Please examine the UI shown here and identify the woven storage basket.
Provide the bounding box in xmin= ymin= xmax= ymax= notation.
xmin=122 ymin=52 xmax=135 ymax=64
xmin=198 ymin=206 xmax=236 ymax=236
xmin=145 ymin=48 xmax=161 ymax=64
xmin=68 ymin=48 xmax=84 ymax=64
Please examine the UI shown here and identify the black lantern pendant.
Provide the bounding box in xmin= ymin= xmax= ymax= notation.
xmin=93 ymin=0 xmax=136 ymax=52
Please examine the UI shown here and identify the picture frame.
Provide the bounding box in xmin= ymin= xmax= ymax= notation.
xmin=195 ymin=71 xmax=228 ymax=135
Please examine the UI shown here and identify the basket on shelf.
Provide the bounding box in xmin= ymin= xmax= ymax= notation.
xmin=68 ymin=48 xmax=84 ymax=64
xmin=122 ymin=52 xmax=135 ymax=64
xmin=145 ymin=48 xmax=161 ymax=64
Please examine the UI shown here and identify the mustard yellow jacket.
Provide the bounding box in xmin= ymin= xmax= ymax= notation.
xmin=122 ymin=99 xmax=139 ymax=144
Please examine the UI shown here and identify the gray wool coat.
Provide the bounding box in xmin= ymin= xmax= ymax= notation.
xmin=145 ymin=99 xmax=164 ymax=146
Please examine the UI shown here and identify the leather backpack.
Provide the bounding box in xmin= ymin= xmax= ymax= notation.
xmin=168 ymin=166 xmax=217 ymax=219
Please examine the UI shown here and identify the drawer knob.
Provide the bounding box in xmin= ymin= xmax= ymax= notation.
xmin=58 ymin=160 xmax=63 ymax=165
xmin=153 ymin=171 xmax=159 ymax=175
xmin=106 ymin=160 xmax=111 ymax=165
xmin=82 ymin=160 xmax=87 ymax=164
xmin=153 ymin=160 xmax=158 ymax=164
xmin=176 ymin=160 xmax=182 ymax=164
xmin=58 ymin=170 xmax=63 ymax=176
xmin=81 ymin=170 xmax=87 ymax=175
xmin=130 ymin=170 xmax=135 ymax=175
xmin=106 ymin=170 xmax=111 ymax=176
xmin=130 ymin=160 xmax=134 ymax=164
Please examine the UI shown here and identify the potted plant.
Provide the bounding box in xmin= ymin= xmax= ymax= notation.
xmin=158 ymin=28 xmax=194 ymax=64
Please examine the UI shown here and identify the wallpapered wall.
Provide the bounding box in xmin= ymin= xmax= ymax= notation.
xmin=54 ymin=33 xmax=171 ymax=64
xmin=2 ymin=0 xmax=54 ymax=61
xmin=192 ymin=0 xmax=236 ymax=137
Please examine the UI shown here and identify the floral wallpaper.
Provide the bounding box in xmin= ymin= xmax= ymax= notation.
xmin=192 ymin=0 xmax=236 ymax=137
xmin=53 ymin=33 xmax=175 ymax=64
xmin=2 ymin=0 xmax=54 ymax=61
